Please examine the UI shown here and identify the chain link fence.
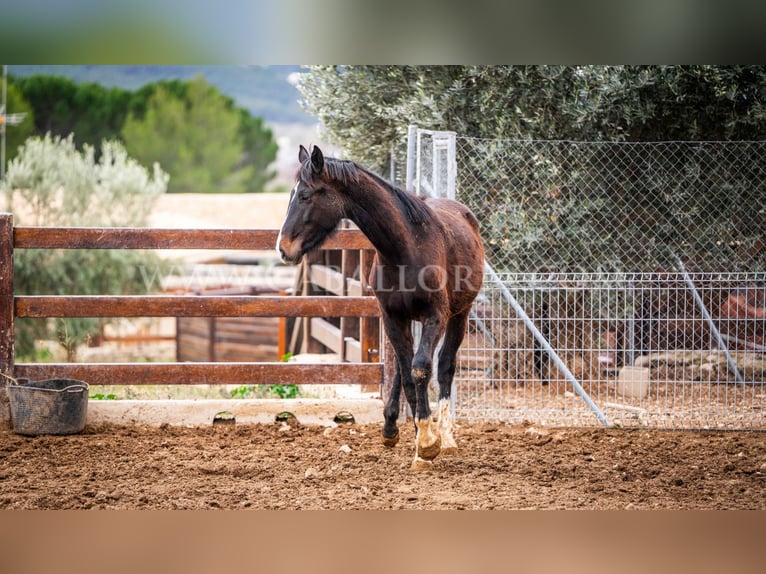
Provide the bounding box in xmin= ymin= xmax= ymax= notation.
xmin=406 ymin=130 xmax=766 ymax=429
xmin=460 ymin=271 xmax=765 ymax=429
xmin=453 ymin=137 xmax=766 ymax=274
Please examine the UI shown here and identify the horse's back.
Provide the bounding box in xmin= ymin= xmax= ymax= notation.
xmin=425 ymin=197 xmax=485 ymax=307
xmin=425 ymin=197 xmax=483 ymax=255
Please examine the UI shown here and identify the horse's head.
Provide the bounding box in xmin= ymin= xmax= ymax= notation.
xmin=277 ymin=145 xmax=346 ymax=264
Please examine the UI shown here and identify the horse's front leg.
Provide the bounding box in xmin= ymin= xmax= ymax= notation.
xmin=381 ymin=365 xmax=402 ymax=447
xmin=410 ymin=315 xmax=446 ymax=471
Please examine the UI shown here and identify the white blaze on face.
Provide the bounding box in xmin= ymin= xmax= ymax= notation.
xmin=276 ymin=180 xmax=300 ymax=258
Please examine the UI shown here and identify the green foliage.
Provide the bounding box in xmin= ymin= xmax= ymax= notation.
xmin=229 ymin=384 xmax=300 ymax=399
xmin=122 ymin=77 xmax=239 ymax=193
xmin=6 ymin=133 xmax=167 ymax=225
xmin=268 ymin=384 xmax=300 ymax=399
xmin=237 ymin=110 xmax=279 ymax=194
xmin=298 ymin=65 xmax=766 ymax=168
xmin=11 ymin=72 xmax=279 ymax=193
xmin=229 ymin=354 xmax=300 ymax=399
xmin=125 ymin=77 xmax=278 ymax=193
xmin=298 ymin=66 xmax=766 ymax=272
xmin=229 ymin=385 xmax=253 ymax=399
xmin=230 ymin=353 xmax=301 ymax=399
xmin=10 ymin=74 xmax=132 ymax=154
xmin=90 ymin=393 xmax=118 ymax=400
xmin=10 ymin=66 xmax=311 ymax=124
xmin=5 ymin=134 xmax=170 ymax=360
xmin=122 ymin=75 xmax=277 ymax=193
xmin=14 ymin=345 xmax=53 ymax=364
xmin=1 ymin=82 xmax=35 ymax=167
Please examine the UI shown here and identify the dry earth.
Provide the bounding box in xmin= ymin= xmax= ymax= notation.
xmin=1 ymin=420 xmax=764 ymax=510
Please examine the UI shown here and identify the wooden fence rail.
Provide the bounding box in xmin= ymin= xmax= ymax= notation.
xmin=12 ymin=226 xmax=372 ymax=250
xmin=0 ymin=212 xmax=387 ymax=422
xmin=16 ymin=295 xmax=380 ymax=318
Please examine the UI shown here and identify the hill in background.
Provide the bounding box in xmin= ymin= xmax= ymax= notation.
xmin=8 ymin=65 xmax=314 ymax=125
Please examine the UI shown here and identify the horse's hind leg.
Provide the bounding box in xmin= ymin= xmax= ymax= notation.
xmin=436 ymin=310 xmax=470 ymax=456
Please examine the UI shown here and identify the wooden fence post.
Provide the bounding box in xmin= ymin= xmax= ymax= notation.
xmin=0 ymin=213 xmax=14 ymax=425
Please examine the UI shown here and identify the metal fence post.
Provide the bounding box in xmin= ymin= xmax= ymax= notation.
xmin=674 ymin=256 xmax=745 ymax=386
xmin=405 ymin=125 xmax=417 ymax=192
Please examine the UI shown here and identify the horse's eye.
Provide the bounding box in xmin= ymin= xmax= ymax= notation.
xmin=298 ymin=189 xmax=311 ymax=201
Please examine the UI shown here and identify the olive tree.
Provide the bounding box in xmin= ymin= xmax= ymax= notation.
xmin=5 ymin=133 xmax=169 ymax=360
xmin=298 ymin=66 xmax=766 ymax=272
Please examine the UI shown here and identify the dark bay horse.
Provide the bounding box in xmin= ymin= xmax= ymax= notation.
xmin=277 ymin=145 xmax=484 ymax=471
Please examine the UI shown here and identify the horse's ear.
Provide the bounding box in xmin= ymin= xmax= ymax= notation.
xmin=310 ymin=146 xmax=324 ymax=174
xmin=298 ymin=145 xmax=309 ymax=164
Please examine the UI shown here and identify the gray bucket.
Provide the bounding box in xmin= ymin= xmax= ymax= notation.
xmin=7 ymin=378 xmax=90 ymax=436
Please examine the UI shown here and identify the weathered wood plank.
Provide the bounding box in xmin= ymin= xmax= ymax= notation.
xmin=177 ymin=317 xmax=214 ymax=336
xmin=14 ymin=227 xmax=373 ymax=250
xmin=310 ymin=317 xmax=343 ymax=355
xmin=215 ymin=316 xmax=279 ymax=328
xmin=176 ymin=340 xmax=212 ymax=362
xmin=214 ymin=342 xmax=277 ymax=362
xmin=14 ymin=362 xmax=383 ymax=386
xmin=346 ymin=278 xmax=363 ymax=297
xmin=0 ymin=214 xmax=13 ymax=375
xmin=361 ymin=316 xmax=380 ymax=363
xmin=344 ymin=337 xmax=362 ymax=363
xmin=0 ymin=214 xmax=14 ymax=422
xmin=16 ymin=295 xmax=381 ymax=318
xmin=214 ymin=332 xmax=278 ymax=347
xmin=309 ymin=264 xmax=345 ymax=296
xmin=214 ymin=321 xmax=279 ymax=342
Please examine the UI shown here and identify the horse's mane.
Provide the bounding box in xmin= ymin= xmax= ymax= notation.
xmin=303 ymin=156 xmax=432 ymax=226
xmin=366 ymin=169 xmax=432 ymax=226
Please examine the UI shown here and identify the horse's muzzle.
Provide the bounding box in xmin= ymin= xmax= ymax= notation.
xmin=279 ymin=247 xmax=301 ymax=265
xmin=277 ymin=237 xmax=302 ymax=264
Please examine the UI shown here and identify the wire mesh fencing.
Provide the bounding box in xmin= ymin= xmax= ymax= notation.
xmin=457 ymin=272 xmax=766 ymax=429
xmin=453 ymin=137 xmax=766 ymax=274
xmin=406 ymin=130 xmax=766 ymax=429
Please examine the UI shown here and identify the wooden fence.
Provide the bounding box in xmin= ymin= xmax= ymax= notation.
xmin=176 ymin=287 xmax=284 ymax=363
xmin=0 ymin=212 xmax=389 ymax=422
xmin=286 ymin=222 xmax=380 ymax=364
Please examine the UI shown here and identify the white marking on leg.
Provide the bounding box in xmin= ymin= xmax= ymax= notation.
xmin=437 ymin=398 xmax=458 ymax=454
xmin=415 ymin=418 xmax=441 ymax=461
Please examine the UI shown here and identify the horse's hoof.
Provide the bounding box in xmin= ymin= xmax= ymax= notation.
xmin=381 ymin=432 xmax=399 ymax=448
xmin=410 ymin=457 xmax=434 ymax=472
xmin=417 ymin=436 xmax=441 ymax=461
xmin=439 ymin=432 xmax=458 ymax=456
xmin=415 ymin=419 xmax=441 ymax=460
xmin=440 ymin=446 xmax=458 ymax=457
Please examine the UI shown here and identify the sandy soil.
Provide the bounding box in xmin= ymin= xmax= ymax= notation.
xmin=1 ymin=420 xmax=764 ymax=510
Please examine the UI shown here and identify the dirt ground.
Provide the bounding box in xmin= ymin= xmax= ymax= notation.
xmin=1 ymin=419 xmax=764 ymax=510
